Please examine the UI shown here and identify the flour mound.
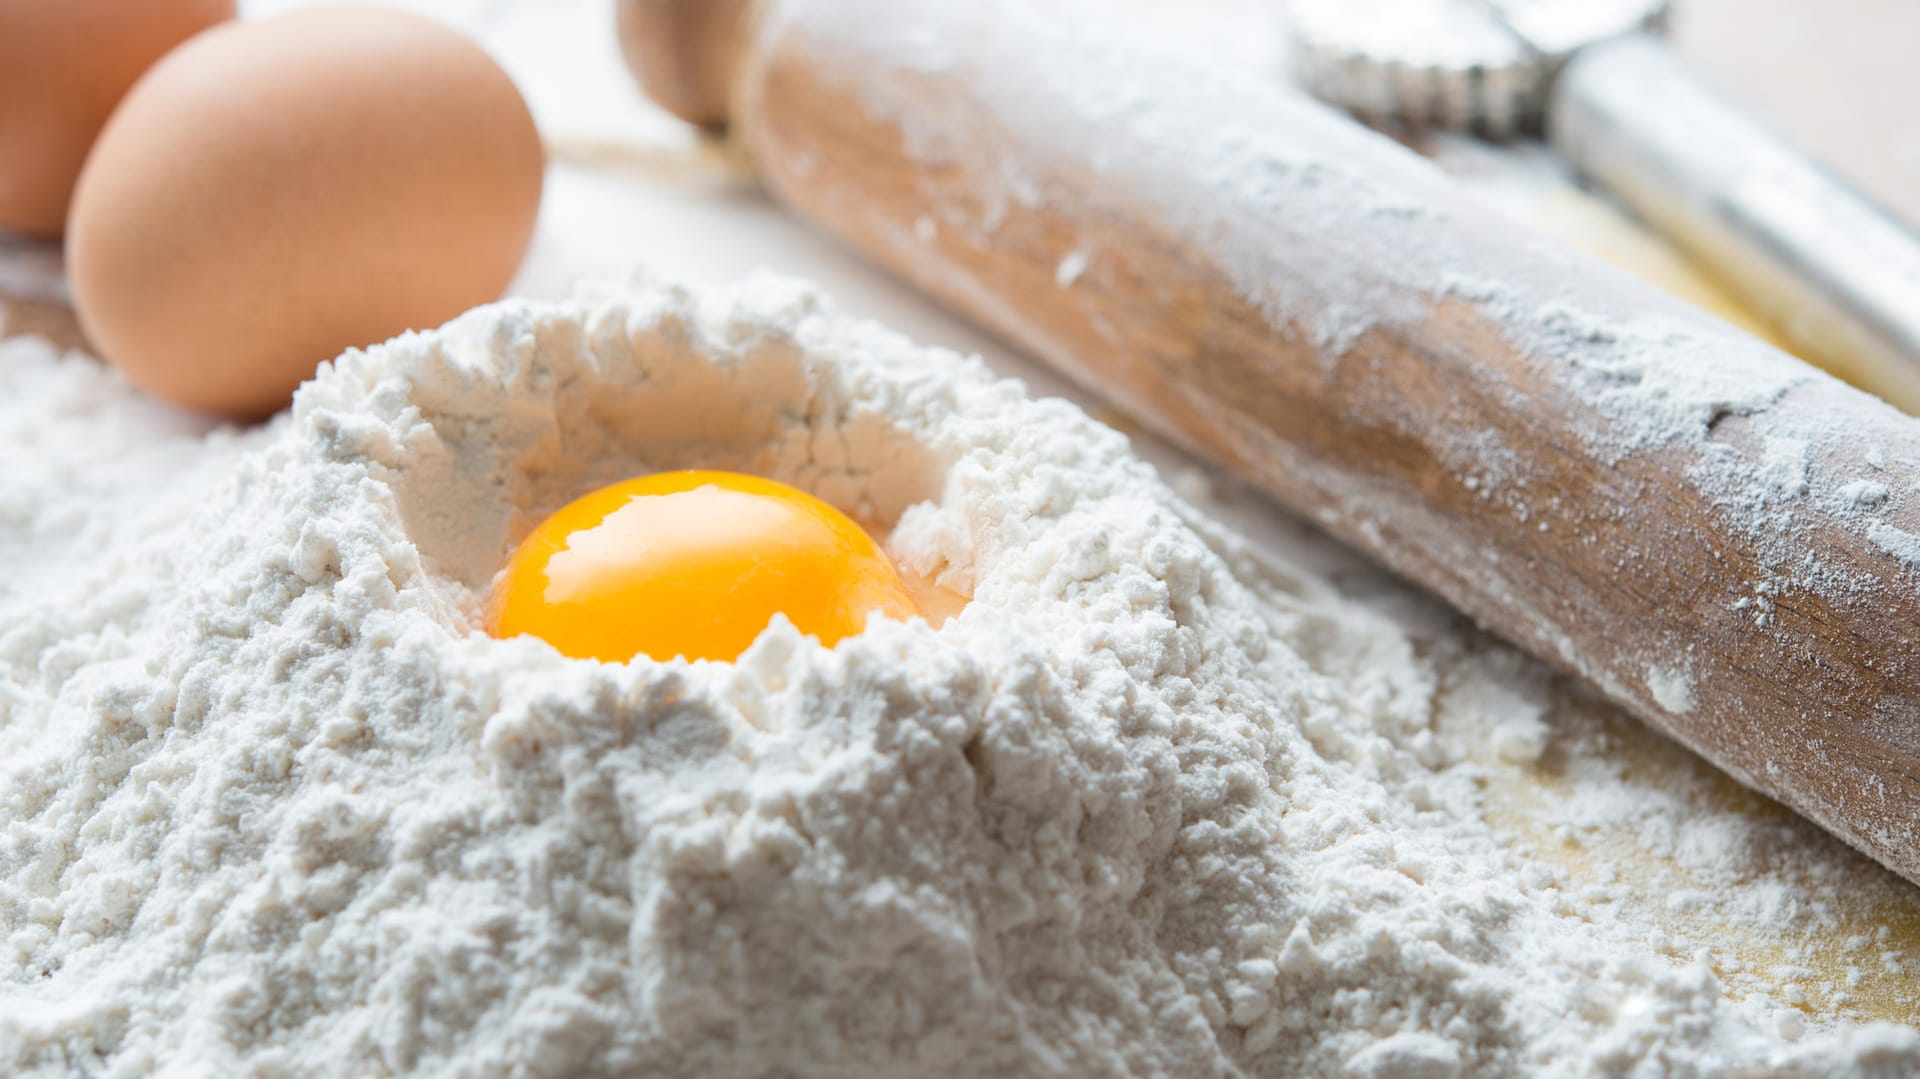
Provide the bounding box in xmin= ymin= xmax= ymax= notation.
xmin=2 ymin=276 xmax=1915 ymax=1076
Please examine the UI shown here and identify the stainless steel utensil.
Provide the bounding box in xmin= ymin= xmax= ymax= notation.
xmin=1291 ymin=0 xmax=1920 ymax=407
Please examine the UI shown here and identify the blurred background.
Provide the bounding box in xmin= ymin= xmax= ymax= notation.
xmin=4 ymin=0 xmax=1916 ymax=400
xmin=1676 ymin=0 xmax=1919 ymax=227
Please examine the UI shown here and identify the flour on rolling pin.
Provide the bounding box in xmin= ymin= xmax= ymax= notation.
xmin=792 ymin=1 xmax=1822 ymax=431
xmin=764 ymin=0 xmax=1860 ymax=500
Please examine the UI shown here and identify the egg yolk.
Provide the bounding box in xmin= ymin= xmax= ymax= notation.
xmin=486 ymin=470 xmax=922 ymax=663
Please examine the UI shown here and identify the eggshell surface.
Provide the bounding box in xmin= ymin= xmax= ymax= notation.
xmin=66 ymin=6 xmax=546 ymax=419
xmin=0 ymin=0 xmax=235 ymax=237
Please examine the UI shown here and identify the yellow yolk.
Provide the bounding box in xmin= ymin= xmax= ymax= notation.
xmin=487 ymin=470 xmax=922 ymax=663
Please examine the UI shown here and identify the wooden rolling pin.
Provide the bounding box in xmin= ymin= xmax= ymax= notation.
xmin=619 ymin=0 xmax=1920 ymax=884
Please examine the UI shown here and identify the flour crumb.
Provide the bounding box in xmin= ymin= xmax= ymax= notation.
xmin=1648 ymin=664 xmax=1698 ymax=714
xmin=1869 ymin=521 xmax=1920 ymax=571
xmin=1054 ymin=248 xmax=1089 ymax=287
xmin=1837 ymin=478 xmax=1891 ymax=509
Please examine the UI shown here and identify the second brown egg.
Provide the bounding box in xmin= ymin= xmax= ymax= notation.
xmin=66 ymin=5 xmax=546 ymax=419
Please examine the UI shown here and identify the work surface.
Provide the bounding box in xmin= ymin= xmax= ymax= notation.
xmin=6 ymin=0 xmax=1920 ymax=1049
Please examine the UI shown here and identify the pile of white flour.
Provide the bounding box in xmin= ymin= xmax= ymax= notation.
xmin=3 ymin=275 xmax=1918 ymax=1075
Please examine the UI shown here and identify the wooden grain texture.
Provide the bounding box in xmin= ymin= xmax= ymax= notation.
xmin=621 ymin=0 xmax=1920 ymax=884
xmin=0 ymin=292 xmax=88 ymax=354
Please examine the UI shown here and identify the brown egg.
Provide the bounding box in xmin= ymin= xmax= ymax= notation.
xmin=0 ymin=0 xmax=235 ymax=237
xmin=66 ymin=5 xmax=546 ymax=419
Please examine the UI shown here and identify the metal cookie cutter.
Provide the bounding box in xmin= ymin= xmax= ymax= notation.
xmin=1291 ymin=0 xmax=1920 ymax=405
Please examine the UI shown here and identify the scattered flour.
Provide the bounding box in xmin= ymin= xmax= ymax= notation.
xmin=3 ymin=275 xmax=1919 ymax=1076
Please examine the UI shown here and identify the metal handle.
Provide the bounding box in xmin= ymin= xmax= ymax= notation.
xmin=1551 ymin=33 xmax=1920 ymax=413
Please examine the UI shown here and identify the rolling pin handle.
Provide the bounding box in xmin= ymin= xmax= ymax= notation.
xmin=615 ymin=0 xmax=755 ymax=131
